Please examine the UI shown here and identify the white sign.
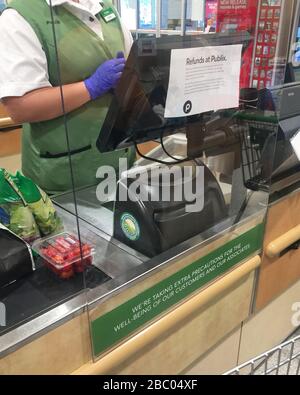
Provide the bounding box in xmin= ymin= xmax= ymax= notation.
xmin=291 ymin=129 xmax=300 ymax=162
xmin=164 ymin=44 xmax=242 ymax=118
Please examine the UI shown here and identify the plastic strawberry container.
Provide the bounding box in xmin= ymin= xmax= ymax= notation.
xmin=32 ymin=232 xmax=95 ymax=279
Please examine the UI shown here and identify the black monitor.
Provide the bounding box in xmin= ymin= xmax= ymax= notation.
xmin=97 ymin=32 xmax=252 ymax=153
xmin=255 ymin=82 xmax=300 ymax=188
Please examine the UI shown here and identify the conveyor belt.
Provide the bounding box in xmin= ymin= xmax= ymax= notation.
xmin=0 ymin=259 xmax=111 ymax=336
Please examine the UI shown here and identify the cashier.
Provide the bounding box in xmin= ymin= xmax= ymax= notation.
xmin=204 ymin=18 xmax=216 ymax=34
xmin=0 ymin=0 xmax=135 ymax=193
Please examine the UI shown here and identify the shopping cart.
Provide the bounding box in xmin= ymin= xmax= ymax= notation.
xmin=224 ymin=335 xmax=300 ymax=375
xmin=234 ymin=86 xmax=281 ymax=192
xmin=237 ymin=113 xmax=278 ymax=193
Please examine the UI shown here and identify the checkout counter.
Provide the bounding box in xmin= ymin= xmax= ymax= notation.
xmin=0 ymin=134 xmax=267 ymax=374
xmin=0 ymin=33 xmax=300 ymax=375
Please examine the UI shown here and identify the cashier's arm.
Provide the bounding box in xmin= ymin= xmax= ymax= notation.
xmin=1 ymin=82 xmax=91 ymax=124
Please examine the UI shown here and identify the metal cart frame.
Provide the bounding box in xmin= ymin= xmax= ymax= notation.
xmin=225 ymin=334 xmax=300 ymax=375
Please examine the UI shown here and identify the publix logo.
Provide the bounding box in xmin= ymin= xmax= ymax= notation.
xmin=120 ymin=213 xmax=140 ymax=241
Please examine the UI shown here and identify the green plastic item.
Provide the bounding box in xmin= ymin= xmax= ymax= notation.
xmin=0 ymin=169 xmax=40 ymax=242
xmin=0 ymin=169 xmax=62 ymax=242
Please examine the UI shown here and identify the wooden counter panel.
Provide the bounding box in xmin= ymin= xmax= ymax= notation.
xmin=255 ymin=191 xmax=300 ymax=311
xmin=183 ymin=327 xmax=241 ymax=375
xmin=0 ymin=128 xmax=22 ymax=157
xmin=0 ymin=313 xmax=91 ymax=375
xmin=0 ymin=104 xmax=16 ymax=129
xmin=75 ymin=269 xmax=256 ymax=375
xmin=137 ymin=141 xmax=160 ymax=157
xmin=0 ymin=104 xmax=8 ymax=119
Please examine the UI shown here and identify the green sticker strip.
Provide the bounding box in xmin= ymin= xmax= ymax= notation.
xmin=91 ymin=223 xmax=264 ymax=357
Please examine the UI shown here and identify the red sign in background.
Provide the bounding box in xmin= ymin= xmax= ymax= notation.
xmin=216 ymin=0 xmax=258 ymax=31
xmin=216 ymin=0 xmax=259 ymax=88
xmin=205 ymin=0 xmax=218 ymax=26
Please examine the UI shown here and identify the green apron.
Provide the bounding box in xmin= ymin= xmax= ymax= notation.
xmin=8 ymin=0 xmax=135 ymax=194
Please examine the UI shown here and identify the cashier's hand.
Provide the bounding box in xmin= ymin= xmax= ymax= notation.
xmin=84 ymin=52 xmax=125 ymax=100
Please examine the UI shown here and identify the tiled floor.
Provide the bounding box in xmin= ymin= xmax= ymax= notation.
xmin=254 ymin=331 xmax=300 ymax=375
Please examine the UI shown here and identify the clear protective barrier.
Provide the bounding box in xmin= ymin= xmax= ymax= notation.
xmin=0 ymin=0 xmax=89 ymax=342
xmin=0 ymin=0 xmax=300 ymax=365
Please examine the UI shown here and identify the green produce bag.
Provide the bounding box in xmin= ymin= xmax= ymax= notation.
xmin=13 ymin=172 xmax=63 ymax=236
xmin=0 ymin=169 xmax=40 ymax=243
xmin=0 ymin=169 xmax=62 ymax=242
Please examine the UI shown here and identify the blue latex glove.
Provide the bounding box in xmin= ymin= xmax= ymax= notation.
xmin=84 ymin=52 xmax=125 ymax=100
xmin=295 ymin=50 xmax=300 ymax=63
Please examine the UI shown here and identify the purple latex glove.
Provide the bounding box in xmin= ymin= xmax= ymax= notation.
xmin=84 ymin=52 xmax=125 ymax=100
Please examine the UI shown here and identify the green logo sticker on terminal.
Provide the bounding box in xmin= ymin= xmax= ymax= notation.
xmin=121 ymin=213 xmax=140 ymax=241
